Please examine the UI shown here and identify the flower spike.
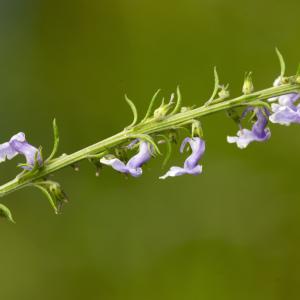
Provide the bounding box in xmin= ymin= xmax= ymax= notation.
xmin=159 ymin=137 xmax=205 ymax=179
xmin=0 ymin=50 xmax=300 ymax=223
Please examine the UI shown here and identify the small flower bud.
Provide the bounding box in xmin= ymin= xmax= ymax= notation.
xmin=242 ymin=72 xmax=254 ymax=94
xmin=45 ymin=181 xmax=68 ymax=214
xmin=154 ymin=94 xmax=174 ymax=119
xmin=218 ymin=85 xmax=230 ymax=99
xmin=192 ymin=120 xmax=203 ymax=137
xmin=180 ymin=106 xmax=193 ymax=113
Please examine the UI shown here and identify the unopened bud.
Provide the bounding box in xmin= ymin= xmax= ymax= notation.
xmin=154 ymin=95 xmax=174 ymax=119
xmin=242 ymin=72 xmax=254 ymax=94
xmin=218 ymin=85 xmax=230 ymax=99
xmin=180 ymin=106 xmax=193 ymax=113
xmin=192 ymin=120 xmax=203 ymax=138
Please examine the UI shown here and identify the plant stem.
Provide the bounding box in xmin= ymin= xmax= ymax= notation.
xmin=0 ymin=82 xmax=299 ymax=198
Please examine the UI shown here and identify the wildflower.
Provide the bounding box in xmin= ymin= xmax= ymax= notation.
xmin=100 ymin=140 xmax=152 ymax=177
xmin=159 ymin=137 xmax=205 ymax=179
xmin=0 ymin=132 xmax=42 ymax=169
xmin=268 ymin=77 xmax=300 ymax=125
xmin=227 ymin=108 xmax=271 ymax=149
xmin=269 ymin=93 xmax=300 ymax=125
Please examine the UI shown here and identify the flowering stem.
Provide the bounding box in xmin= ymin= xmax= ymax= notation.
xmin=0 ymin=81 xmax=299 ymax=198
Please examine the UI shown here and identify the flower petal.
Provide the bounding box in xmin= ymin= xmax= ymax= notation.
xmin=9 ymin=133 xmax=42 ymax=167
xmin=227 ymin=109 xmax=271 ymax=149
xmin=0 ymin=142 xmax=18 ymax=162
xmin=100 ymin=157 xmax=128 ymax=173
xmin=127 ymin=141 xmax=152 ymax=169
xmin=159 ymin=166 xmax=188 ymax=179
xmin=160 ymin=137 xmax=205 ymax=179
xmin=183 ymin=138 xmax=205 ymax=170
xmin=270 ymin=106 xmax=300 ymax=125
xmin=278 ymin=93 xmax=300 ymax=107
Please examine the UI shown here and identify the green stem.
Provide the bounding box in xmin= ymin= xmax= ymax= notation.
xmin=0 ymin=82 xmax=299 ymax=198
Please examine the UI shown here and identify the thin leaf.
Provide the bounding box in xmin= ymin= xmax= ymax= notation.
xmin=124 ymin=94 xmax=138 ymax=128
xmin=157 ymin=134 xmax=172 ymax=168
xmin=0 ymin=204 xmax=15 ymax=223
xmin=275 ymin=48 xmax=286 ymax=78
xmin=46 ymin=118 xmax=59 ymax=162
xmin=33 ymin=184 xmax=58 ymax=214
xmin=141 ymin=89 xmax=161 ymax=123
xmin=205 ymin=67 xmax=219 ymax=106
xmin=170 ymin=86 xmax=182 ymax=115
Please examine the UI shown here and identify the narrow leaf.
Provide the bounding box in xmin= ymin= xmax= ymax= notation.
xmin=141 ymin=89 xmax=161 ymax=123
xmin=33 ymin=184 xmax=58 ymax=214
xmin=47 ymin=118 xmax=59 ymax=162
xmin=170 ymin=86 xmax=182 ymax=115
xmin=0 ymin=204 xmax=15 ymax=223
xmin=205 ymin=67 xmax=220 ymax=106
xmin=275 ymin=48 xmax=286 ymax=78
xmin=125 ymin=95 xmax=138 ymax=128
xmin=157 ymin=134 xmax=172 ymax=168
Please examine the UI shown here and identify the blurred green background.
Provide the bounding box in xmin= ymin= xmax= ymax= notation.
xmin=1 ymin=0 xmax=300 ymax=299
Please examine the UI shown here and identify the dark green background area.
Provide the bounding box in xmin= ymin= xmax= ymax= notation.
xmin=0 ymin=1 xmax=300 ymax=299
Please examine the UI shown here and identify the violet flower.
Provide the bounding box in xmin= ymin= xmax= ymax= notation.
xmin=100 ymin=140 xmax=152 ymax=177
xmin=227 ymin=108 xmax=271 ymax=149
xmin=269 ymin=93 xmax=300 ymax=125
xmin=0 ymin=132 xmax=42 ymax=169
xmin=159 ymin=137 xmax=205 ymax=179
xmin=267 ymin=76 xmax=300 ymax=125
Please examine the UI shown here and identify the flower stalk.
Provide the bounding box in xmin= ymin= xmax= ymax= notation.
xmin=0 ymin=79 xmax=298 ymax=199
xmin=1 ymin=47 xmax=300 ymax=223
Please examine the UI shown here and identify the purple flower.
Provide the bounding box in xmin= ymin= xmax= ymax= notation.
xmin=227 ymin=108 xmax=271 ymax=149
xmin=269 ymin=93 xmax=300 ymax=125
xmin=159 ymin=137 xmax=205 ymax=179
xmin=100 ymin=140 xmax=152 ymax=177
xmin=0 ymin=132 xmax=42 ymax=169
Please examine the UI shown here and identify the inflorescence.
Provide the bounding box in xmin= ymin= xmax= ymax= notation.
xmin=0 ymin=49 xmax=300 ymax=223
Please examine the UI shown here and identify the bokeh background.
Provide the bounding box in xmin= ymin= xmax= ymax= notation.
xmin=1 ymin=0 xmax=300 ymax=299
